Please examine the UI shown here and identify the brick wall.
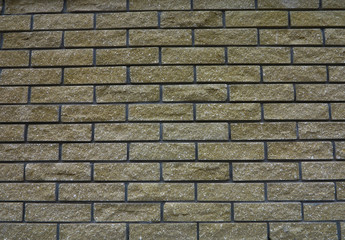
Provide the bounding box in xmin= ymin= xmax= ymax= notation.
xmin=0 ymin=0 xmax=345 ymax=239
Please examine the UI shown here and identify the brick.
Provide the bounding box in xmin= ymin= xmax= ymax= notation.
xmin=0 ymin=87 xmax=27 ymax=104
xmin=3 ymin=32 xmax=62 ymax=49
xmin=26 ymin=203 xmax=91 ymax=222
xmin=32 ymin=49 xmax=93 ymax=66
xmin=230 ymin=84 xmax=294 ymax=101
xmin=268 ymin=142 xmax=333 ymax=160
xmin=59 ymin=183 xmax=124 ymax=201
xmin=195 ymin=29 xmax=257 ymax=45
xmin=198 ymin=143 xmax=264 ymax=160
xmin=325 ymin=29 xmax=345 ymax=45
xmin=323 ymin=0 xmax=345 ymax=9
xmin=304 ymin=203 xmax=345 ymax=220
xmin=228 ymin=47 xmax=291 ymax=64
xmin=329 ymin=66 xmax=345 ymax=82
xmin=161 ymin=11 xmax=222 ymax=28
xmin=259 ymin=0 xmax=319 ymax=9
xmin=129 ymin=29 xmax=192 ymax=46
xmin=231 ymin=122 xmax=296 ymax=140
xmin=62 ymin=143 xmax=127 ymax=161
xmin=129 ymin=104 xmax=193 ymax=121
xmin=336 ymin=142 xmax=345 ymax=159
xmin=97 ymin=12 xmax=158 ymax=29
xmin=97 ymin=85 xmax=159 ymax=103
xmin=268 ymin=183 xmax=335 ymax=201
xmin=97 ymin=48 xmax=158 ymax=65
xmin=164 ymin=203 xmax=231 ymax=221
xmin=0 ymin=224 xmax=56 ymax=240
xmin=28 ymin=124 xmax=92 ymax=142
xmin=299 ymin=122 xmax=345 ymax=139
xmin=264 ymin=103 xmax=329 ymax=120
xmin=60 ymin=224 xmax=125 ymax=240
xmin=260 ymin=29 xmax=322 ymax=45
xmin=198 ymin=183 xmax=264 ymax=201
xmin=197 ymin=103 xmax=261 ymax=121
xmin=0 ymin=164 xmax=23 ymax=181
xmin=164 ymin=84 xmax=227 ymax=102
xmin=130 ymin=143 xmax=195 ymax=160
xmin=130 ymin=223 xmax=197 ymax=240
xmin=34 ymin=14 xmax=94 ymax=30
xmin=291 ymin=11 xmax=345 ymax=26
xmin=199 ymin=223 xmax=267 ymax=240
xmin=302 ymin=162 xmax=345 ymax=180
xmin=163 ymin=123 xmax=228 ymax=140
xmin=26 ymin=163 xmax=91 ymax=181
xmin=31 ymin=86 xmax=93 ymax=103
xmin=131 ymin=66 xmax=194 ymax=83
xmin=162 ymin=47 xmax=225 ymax=64
xmin=0 ymin=144 xmax=58 ymax=161
xmin=95 ymin=123 xmax=160 ymax=141
xmin=263 ymin=66 xmax=327 ymax=82
xmin=129 ymin=0 xmax=190 ymax=10
xmin=226 ymin=11 xmax=288 ymax=27
xmin=0 ymin=15 xmax=31 ymax=31
xmin=0 ymin=183 xmax=55 ymax=201
xmin=194 ymin=0 xmax=254 ymax=9
xmin=0 ymin=51 xmax=29 ymax=67
xmin=0 ymin=125 xmax=24 ymax=142
xmin=294 ymin=47 xmax=345 ymax=63
xmin=128 ymin=183 xmax=194 ymax=201
xmin=61 ymin=105 xmax=125 ymax=122
xmin=197 ymin=66 xmax=260 ymax=83
xmin=94 ymin=163 xmax=160 ymax=181
xmin=0 ymin=106 xmax=59 ymax=123
xmin=67 ymin=0 xmax=126 ymax=11
xmin=5 ymin=0 xmax=63 ymax=13
xmin=337 ymin=182 xmax=345 ymax=199
xmin=297 ymin=84 xmax=345 ymax=101
xmin=0 ymin=203 xmax=23 ymax=221
xmin=163 ymin=163 xmax=229 ymax=181
xmin=65 ymin=30 xmax=126 ymax=47
xmin=94 ymin=203 xmax=160 ymax=222
xmin=233 ymin=163 xmax=299 ymax=181
xmin=0 ymin=68 xmax=61 ymax=85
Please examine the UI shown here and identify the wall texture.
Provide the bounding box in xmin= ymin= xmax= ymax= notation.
xmin=0 ymin=0 xmax=345 ymax=239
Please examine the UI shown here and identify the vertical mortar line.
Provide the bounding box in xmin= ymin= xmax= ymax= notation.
xmin=230 ymin=202 xmax=234 ymax=222
xmin=257 ymin=29 xmax=260 ymax=46
xmin=288 ymin=11 xmax=291 ymax=28
xmin=229 ymin=162 xmax=233 ymax=182
xmin=319 ymin=0 xmax=322 ymax=9
xmin=126 ymin=0 xmax=129 ymax=11
xmin=56 ymin=223 xmax=60 ymax=240
xmin=1 ymin=0 xmax=5 ymax=15
xmin=264 ymin=183 xmax=268 ymax=202
xmin=22 ymin=202 xmax=25 ymax=222
xmin=55 ymin=183 xmax=59 ymax=202
xmin=326 ymin=65 xmax=330 ymax=83
xmin=321 ymin=28 xmax=326 ymax=46
xmin=160 ymin=202 xmax=164 ymax=223
xmin=224 ymin=47 xmax=228 ymax=65
xmin=301 ymin=201 xmax=304 ymax=221
xmin=255 ymin=0 xmax=258 ymax=9
xmin=222 ymin=11 xmax=226 ymax=28
xmin=337 ymin=221 xmax=341 ymax=240
xmin=196 ymin=222 xmax=200 ymax=240
xmin=190 ymin=0 xmax=193 ymax=10
xmin=192 ymin=29 xmax=195 ymax=47
xmin=267 ymin=223 xmax=270 ymax=240
xmin=158 ymin=11 xmax=161 ymax=28
xmin=296 ymin=122 xmax=300 ymax=140
xmin=332 ymin=141 xmax=336 ymax=161
xmin=0 ymin=33 xmax=3 ymax=49
xmin=334 ymin=181 xmax=338 ymax=200
xmin=228 ymin=122 xmax=231 ymax=141
xmin=62 ymin=0 xmax=67 ymax=12
xmin=126 ymin=224 xmax=130 ymax=240
xmin=260 ymin=103 xmax=264 ymax=123
xmin=91 ymin=202 xmax=95 ymax=222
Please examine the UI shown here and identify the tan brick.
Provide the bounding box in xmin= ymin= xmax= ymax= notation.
xmin=5 ymin=0 xmax=63 ymax=13
xmin=162 ymin=47 xmax=224 ymax=64
xmin=302 ymin=162 xmax=345 ymax=180
xmin=226 ymin=11 xmax=288 ymax=27
xmin=323 ymin=0 xmax=345 ymax=8
xmin=0 ymin=183 xmax=55 ymax=201
xmin=64 ymin=67 xmax=126 ymax=84
xmin=34 ymin=14 xmax=93 ymax=30
xmin=199 ymin=223 xmax=267 ymax=240
xmin=62 ymin=105 xmax=125 ymax=122
xmin=31 ymin=86 xmax=93 ymax=103
xmin=67 ymin=0 xmax=126 ymax=11
xmin=304 ymin=203 xmax=345 ymax=220
xmin=198 ymin=143 xmax=264 ymax=161
xmin=161 ymin=11 xmax=222 ymax=28
xmin=291 ymin=11 xmax=345 ymax=26
xmin=128 ymin=183 xmax=194 ymax=201
xmin=0 ymin=51 xmax=29 ymax=67
xmin=97 ymin=48 xmax=158 ymax=65
xmin=163 ymin=123 xmax=228 ymax=140
xmin=294 ymin=47 xmax=345 ymax=63
xmin=264 ymin=103 xmax=329 ymax=120
xmin=59 ymin=183 xmax=124 ymax=201
xmin=198 ymin=183 xmax=264 ymax=201
xmin=197 ymin=66 xmax=260 ymax=83
xmin=195 ymin=29 xmax=257 ymax=45
xmin=0 ymin=87 xmax=27 ymax=104
xmin=95 ymin=123 xmax=160 ymax=141
xmin=194 ymin=0 xmax=254 ymax=9
xmin=131 ymin=66 xmax=194 ymax=83
xmin=299 ymin=122 xmax=345 ymax=139
xmin=0 ymin=106 xmax=59 ymax=123
xmin=263 ymin=66 xmax=327 ymax=82
xmin=26 ymin=163 xmax=91 ymax=181
xmin=129 ymin=0 xmax=190 ymax=10
xmin=94 ymin=203 xmax=160 ymax=222
xmin=0 ymin=224 xmax=56 ymax=240
xmin=163 ymin=163 xmax=229 ymax=181
xmin=130 ymin=223 xmax=197 ymax=240
xmin=0 ymin=15 xmax=31 ymax=31
xmin=233 ymin=163 xmax=299 ymax=181
xmin=62 ymin=143 xmax=127 ymax=161
xmin=0 ymin=125 xmax=24 ymax=142
xmin=97 ymin=12 xmax=158 ymax=29
xmin=60 ymin=224 xmax=125 ymax=240
xmin=268 ymin=183 xmax=335 ymax=201
xmin=228 ymin=47 xmax=291 ymax=64
xmin=260 ymin=29 xmax=322 ymax=45
xmin=94 ymin=163 xmax=160 ymax=181
xmin=1 ymin=68 xmax=61 ymax=85
xmin=129 ymin=104 xmax=193 ymax=121
xmin=164 ymin=203 xmax=230 ymax=221
xmin=325 ymin=29 xmax=345 ymax=45
xmin=329 ymin=66 xmax=345 ymax=82
xmin=3 ymin=32 xmax=62 ymax=49
xmin=28 ymin=124 xmax=92 ymax=142
xmin=0 ymin=203 xmax=22 ymax=221
xmin=32 ymin=49 xmax=93 ymax=66
xmin=259 ymin=0 xmax=319 ymax=8
xmin=26 ymin=203 xmax=91 ymax=222
xmin=336 ymin=142 xmax=345 ymax=159
xmin=65 ymin=30 xmax=126 ymax=47
xmin=230 ymin=84 xmax=294 ymax=101
xmin=130 ymin=143 xmax=195 ymax=160
xmin=0 ymin=164 xmax=23 ymax=181
xmin=337 ymin=182 xmax=345 ymax=199
xmin=0 ymin=144 xmax=58 ymax=161
xmin=130 ymin=29 xmax=192 ymax=46
xmin=197 ymin=103 xmax=261 ymax=121
xmin=298 ymin=84 xmax=345 ymax=101
xmin=268 ymin=142 xmax=333 ymax=160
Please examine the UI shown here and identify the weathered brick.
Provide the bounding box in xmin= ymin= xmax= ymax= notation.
xmin=31 ymin=86 xmax=93 ymax=103
xmin=336 ymin=142 xmax=345 ymax=159
xmin=67 ymin=0 xmax=126 ymax=11
xmin=323 ymin=0 xmax=345 ymax=9
xmin=0 ymin=106 xmax=59 ymax=123
xmin=329 ymin=66 xmax=345 ymax=82
xmin=60 ymin=224 xmax=126 ymax=240
xmin=325 ymin=29 xmax=345 ymax=45
xmin=0 ymin=224 xmax=56 ymax=240
xmin=32 ymin=49 xmax=93 ymax=66
xmin=0 ymin=203 xmax=23 ymax=221
xmin=64 ymin=67 xmax=126 ymax=84
xmin=263 ymin=66 xmax=327 ymax=82
xmin=129 ymin=104 xmax=193 ymax=121
xmin=0 ymin=51 xmax=29 ymax=67
xmin=304 ymin=203 xmax=345 ymax=220
xmin=97 ymin=48 xmax=158 ymax=65
xmin=162 ymin=47 xmax=225 ymax=64
xmin=161 ymin=11 xmax=222 ymax=28
xmin=62 ymin=105 xmax=125 ymax=122
xmin=0 ymin=144 xmax=58 ymax=161
xmin=259 ymin=0 xmax=319 ymax=9
xmin=197 ymin=66 xmax=260 ymax=83
xmin=228 ymin=47 xmax=291 ymax=64
xmin=131 ymin=66 xmax=194 ymax=83
xmin=0 ymin=183 xmax=55 ymax=201
xmin=194 ymin=0 xmax=254 ymax=9
xmin=0 ymin=87 xmax=27 ymax=104
xmin=0 ymin=164 xmax=23 ymax=181
xmin=34 ymin=14 xmax=94 ymax=30
xmin=97 ymin=12 xmax=158 ymax=29
xmin=129 ymin=0 xmax=189 ymax=10
xmin=302 ymin=162 xmax=345 ymax=180
xmin=5 ymin=0 xmax=63 ymax=13
xmin=230 ymin=84 xmax=294 ymax=101
xmin=226 ymin=11 xmax=288 ymax=27
xmin=195 ymin=29 xmax=257 ymax=45
xmin=294 ymin=47 xmax=345 ymax=63
xmin=65 ymin=30 xmax=126 ymax=47
xmin=297 ymin=84 xmax=345 ymax=101
xmin=337 ymin=182 xmax=345 ymax=199
xmin=0 ymin=15 xmax=31 ymax=31
xmin=260 ymin=29 xmax=322 ymax=45
xmin=3 ymin=32 xmax=62 ymax=49
xmin=291 ymin=11 xmax=345 ymax=26
xmin=0 ymin=125 xmax=24 ymax=142
xmin=130 ymin=29 xmax=192 ymax=46
xmin=0 ymin=68 xmax=61 ymax=85
xmin=299 ymin=122 xmax=345 ymax=139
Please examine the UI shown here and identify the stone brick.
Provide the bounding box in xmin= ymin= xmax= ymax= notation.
xmin=34 ymin=14 xmax=93 ymax=30
xmin=291 ymin=11 xmax=345 ymax=26
xmin=28 ymin=124 xmax=92 ymax=142
xmin=302 ymin=162 xmax=345 ymax=180
xmin=3 ymin=32 xmax=62 ymax=49
xmin=336 ymin=142 xmax=345 ymax=159
xmin=128 ymin=183 xmax=194 ymax=201
xmin=131 ymin=66 xmax=194 ymax=83
xmin=0 ymin=164 xmax=23 ymax=181
xmin=26 ymin=163 xmax=91 ymax=181
xmin=5 ymin=0 xmax=63 ymax=13
xmin=337 ymin=182 xmax=345 ymax=199
xmin=60 ymin=224 xmax=126 ymax=240
xmin=260 ymin=29 xmax=322 ymax=45
xmin=297 ymin=84 xmax=345 ymax=101
xmin=0 ymin=203 xmax=23 ymax=221
xmin=0 ymin=87 xmax=27 ymax=104
xmin=304 ymin=203 xmax=345 ymax=220
xmin=130 ymin=29 xmax=192 ymax=46
xmin=230 ymin=84 xmax=294 ymax=101
xmin=0 ymin=68 xmax=61 ymax=85
xmin=162 ymin=47 xmax=225 ymax=64
xmin=0 ymin=144 xmax=58 ymax=161
xmin=233 ymin=163 xmax=299 ymax=181
xmin=129 ymin=104 xmax=193 ymax=121
xmin=299 ymin=122 xmax=345 ymax=139
xmin=97 ymin=48 xmax=158 ymax=65
xmin=163 ymin=163 xmax=229 ymax=181
xmin=65 ymin=30 xmax=126 ymax=47
xmin=195 ymin=29 xmax=257 ymax=45
xmin=97 ymin=12 xmax=158 ymax=29
xmin=31 ymin=86 xmax=93 ymax=103
xmin=228 ymin=47 xmax=291 ymax=64
xmin=259 ymin=0 xmax=319 ymax=8
xmin=235 ymin=203 xmax=301 ymax=221
xmin=194 ymin=0 xmax=254 ymax=9
xmin=32 ymin=49 xmax=93 ymax=66
xmin=0 ymin=51 xmax=29 ymax=67
xmin=0 ymin=106 xmax=59 ymax=123
xmin=59 ymin=183 xmax=124 ymax=201
xmin=129 ymin=0 xmax=190 ymax=10
xmin=264 ymin=103 xmax=329 ymax=120
xmin=62 ymin=105 xmax=125 ymax=122
xmin=0 ymin=15 xmax=31 ymax=31
xmin=94 ymin=163 xmax=160 ymax=181
xmin=130 ymin=143 xmax=195 ymax=160
xmin=0 ymin=183 xmax=55 ymax=201
xmin=325 ymin=29 xmax=345 ymax=45
xmin=329 ymin=66 xmax=345 ymax=82
xmin=0 ymin=125 xmax=24 ymax=142
xmin=97 ymin=85 xmax=159 ymax=102
xmin=164 ymin=203 xmax=231 ymax=221
xmin=64 ymin=67 xmax=126 ymax=84
xmin=62 ymin=143 xmax=127 ymax=161
xmin=198 ymin=183 xmax=264 ymax=201
xmin=0 ymin=224 xmax=56 ymax=240
xmin=294 ymin=47 xmax=345 ymax=63
xmin=161 ymin=11 xmax=222 ymax=28
xmin=94 ymin=203 xmax=160 ymax=222
xmin=197 ymin=66 xmax=260 ymax=83
xmin=323 ymin=0 xmax=345 ymax=9
xmin=263 ymin=66 xmax=326 ymax=82
xmin=25 ymin=203 xmax=91 ymax=222
xmin=67 ymin=0 xmax=126 ymax=11
xmin=226 ymin=11 xmax=288 ymax=27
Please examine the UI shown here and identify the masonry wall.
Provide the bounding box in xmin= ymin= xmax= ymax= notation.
xmin=0 ymin=0 xmax=345 ymax=239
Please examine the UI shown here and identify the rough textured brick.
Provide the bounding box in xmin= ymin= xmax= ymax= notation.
xmin=230 ymin=84 xmax=294 ymax=101
xmin=291 ymin=11 xmax=345 ymax=26
xmin=323 ymin=0 xmax=345 ymax=9
xmin=31 ymin=86 xmax=93 ymax=103
xmin=299 ymin=122 xmax=345 ymax=139
xmin=0 ymin=183 xmax=55 ymax=201
xmin=260 ymin=29 xmax=322 ymax=45
xmin=304 ymin=203 xmax=345 ymax=220
xmin=226 ymin=11 xmax=288 ymax=27
xmin=337 ymin=182 xmax=345 ymax=199
xmin=195 ymin=29 xmax=257 ymax=45
xmin=325 ymin=29 xmax=345 ymax=45
xmin=297 ymin=84 xmax=345 ymax=101
xmin=61 ymin=105 xmax=125 ymax=122
xmin=129 ymin=104 xmax=193 ymax=121
xmin=194 ymin=0 xmax=254 ymax=9
xmin=3 ymin=32 xmax=62 ymax=49
xmin=0 ymin=125 xmax=24 ymax=142
xmin=336 ymin=142 xmax=345 ymax=159
xmin=131 ymin=66 xmax=194 ymax=83
xmin=0 ymin=203 xmax=23 ymax=221
xmin=0 ymin=106 xmax=59 ymax=123
xmin=197 ymin=66 xmax=260 ymax=83
xmin=228 ymin=47 xmax=290 ymax=64
xmin=65 ymin=30 xmax=126 ymax=47
xmin=5 ymin=0 xmax=63 ymax=13
xmin=302 ymin=162 xmax=345 ymax=180
xmin=294 ymin=47 xmax=345 ymax=63
xmin=259 ymin=0 xmax=319 ymax=8
xmin=130 ymin=29 xmax=192 ymax=46
xmin=0 ymin=51 xmax=29 ymax=67
xmin=0 ymin=87 xmax=27 ymax=103
xmin=329 ymin=66 xmax=345 ymax=82
xmin=162 ymin=47 xmax=225 ymax=64
xmin=130 ymin=0 xmax=189 ymax=10
xmin=32 ymin=49 xmax=93 ymax=66
xmin=34 ymin=14 xmax=94 ymax=30
xmin=263 ymin=66 xmax=326 ymax=82
xmin=60 ymin=224 xmax=126 ymax=240
xmin=0 ymin=224 xmax=56 ymax=240
xmin=67 ymin=0 xmax=126 ymax=11
xmin=161 ymin=11 xmax=222 ymax=28
xmin=0 ymin=164 xmax=23 ymax=181
xmin=97 ymin=12 xmax=158 ymax=29
xmin=97 ymin=48 xmax=158 ymax=65
xmin=97 ymin=85 xmax=159 ymax=102
xmin=0 ymin=68 xmax=61 ymax=85
xmin=0 ymin=15 xmax=31 ymax=31
xmin=0 ymin=144 xmax=58 ymax=161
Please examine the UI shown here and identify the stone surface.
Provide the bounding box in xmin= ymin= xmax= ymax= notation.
xmin=97 ymin=12 xmax=158 ymax=28
xmin=60 ymin=224 xmax=126 ymax=240
xmin=194 ymin=0 xmax=254 ymax=9
xmin=162 ymin=47 xmax=225 ymax=64
xmin=3 ymin=32 xmax=62 ymax=49
xmin=226 ymin=11 xmax=288 ymax=27
xmin=0 ymin=68 xmax=62 ymax=85
xmin=302 ymin=162 xmax=345 ymax=180
xmin=258 ymin=0 xmax=319 ymax=8
xmin=0 ymin=87 xmax=27 ymax=104
xmin=325 ymin=29 xmax=345 ymax=45
xmin=0 ymin=144 xmax=58 ymax=161
xmin=0 ymin=164 xmax=23 ymax=181
xmin=323 ymin=0 xmax=345 ymax=8
xmin=97 ymin=85 xmax=159 ymax=102
xmin=0 ymin=106 xmax=59 ymax=123
xmin=228 ymin=47 xmax=290 ymax=64
xmin=65 ymin=30 xmax=126 ymax=47
xmin=197 ymin=66 xmax=260 ymax=83
xmin=337 ymin=182 xmax=345 ymax=199
xmin=161 ymin=11 xmax=222 ymax=28
xmin=0 ymin=50 xmax=29 ymax=67
xmin=64 ymin=67 xmax=126 ymax=84
xmin=0 ymin=183 xmax=55 ymax=201
xmin=5 ymin=0 xmax=63 ymax=13
xmin=304 ymin=203 xmax=345 ymax=220
xmin=195 ymin=29 xmax=257 ymax=45
xmin=0 ymin=224 xmax=56 ymax=240
xmin=34 ymin=14 xmax=94 ymax=30
xmin=97 ymin=48 xmax=158 ymax=65
xmin=131 ymin=66 xmax=194 ymax=83
xmin=336 ymin=142 xmax=345 ymax=159
xmin=67 ymin=0 xmax=126 ymax=11
xmin=31 ymin=86 xmax=93 ymax=103
xmin=61 ymin=105 xmax=125 ymax=122
xmin=329 ymin=66 xmax=345 ymax=82
xmin=0 ymin=125 xmax=24 ymax=142
xmin=129 ymin=0 xmax=190 ymax=10
xmin=260 ymin=29 xmax=322 ymax=45
xmin=230 ymin=84 xmax=294 ymax=101
xmin=294 ymin=47 xmax=345 ymax=63
xmin=299 ymin=122 xmax=345 ymax=139
xmin=130 ymin=29 xmax=192 ymax=46
xmin=32 ymin=49 xmax=93 ymax=66
xmin=263 ymin=66 xmax=326 ymax=82
xmin=291 ymin=11 xmax=345 ymax=26
xmin=0 ymin=15 xmax=31 ymax=31
xmin=297 ymin=84 xmax=345 ymax=101
xmin=129 ymin=104 xmax=193 ymax=121
xmin=0 ymin=203 xmax=23 ymax=221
